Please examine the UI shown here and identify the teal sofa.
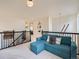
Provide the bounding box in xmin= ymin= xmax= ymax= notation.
xmin=30 ymin=35 xmax=77 ymax=59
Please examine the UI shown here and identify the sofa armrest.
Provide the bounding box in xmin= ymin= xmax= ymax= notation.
xmin=71 ymin=42 xmax=77 ymax=50
xmin=71 ymin=42 xmax=77 ymax=59
xmin=36 ymin=37 xmax=42 ymax=41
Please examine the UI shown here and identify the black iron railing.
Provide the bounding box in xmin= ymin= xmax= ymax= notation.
xmin=0 ymin=30 xmax=31 ymax=50
xmin=42 ymin=31 xmax=79 ymax=42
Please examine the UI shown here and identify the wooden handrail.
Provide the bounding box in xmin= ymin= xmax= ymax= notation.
xmin=0 ymin=30 xmax=30 ymax=34
xmin=64 ymin=24 xmax=69 ymax=32
xmin=42 ymin=31 xmax=79 ymax=35
xmin=61 ymin=25 xmax=65 ymax=32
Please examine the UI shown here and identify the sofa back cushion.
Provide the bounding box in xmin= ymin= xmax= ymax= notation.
xmin=61 ymin=36 xmax=71 ymax=46
xmin=41 ymin=34 xmax=48 ymax=41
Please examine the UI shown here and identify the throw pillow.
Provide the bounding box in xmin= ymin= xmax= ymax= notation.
xmin=56 ymin=37 xmax=61 ymax=45
xmin=49 ymin=36 xmax=56 ymax=44
xmin=61 ymin=37 xmax=71 ymax=46
xmin=47 ymin=36 xmax=49 ymax=42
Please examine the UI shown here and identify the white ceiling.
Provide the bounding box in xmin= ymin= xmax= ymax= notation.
xmin=0 ymin=0 xmax=79 ymax=18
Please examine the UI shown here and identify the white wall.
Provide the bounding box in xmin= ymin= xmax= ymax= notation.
xmin=48 ymin=16 xmax=53 ymax=31
xmin=51 ymin=14 xmax=77 ymax=32
xmin=0 ymin=1 xmax=26 ymax=31
xmin=77 ymin=14 xmax=79 ymax=33
xmin=77 ymin=13 xmax=79 ymax=53
xmin=0 ymin=18 xmax=25 ymax=31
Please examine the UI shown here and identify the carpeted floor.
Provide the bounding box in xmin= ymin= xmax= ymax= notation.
xmin=77 ymin=55 xmax=79 ymax=59
xmin=0 ymin=43 xmax=62 ymax=59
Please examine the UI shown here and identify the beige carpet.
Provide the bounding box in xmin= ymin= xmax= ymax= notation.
xmin=77 ymin=55 xmax=79 ymax=59
xmin=0 ymin=43 xmax=62 ymax=59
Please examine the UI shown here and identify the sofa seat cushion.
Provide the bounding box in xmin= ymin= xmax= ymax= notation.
xmin=45 ymin=42 xmax=70 ymax=52
xmin=45 ymin=42 xmax=70 ymax=59
xmin=30 ymin=41 xmax=45 ymax=54
xmin=53 ymin=45 xmax=70 ymax=53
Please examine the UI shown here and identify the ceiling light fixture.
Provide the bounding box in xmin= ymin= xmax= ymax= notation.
xmin=27 ymin=0 xmax=33 ymax=7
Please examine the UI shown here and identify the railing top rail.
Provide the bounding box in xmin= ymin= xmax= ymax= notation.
xmin=13 ymin=31 xmax=30 ymax=33
xmin=0 ymin=30 xmax=30 ymax=34
xmin=42 ymin=31 xmax=79 ymax=35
